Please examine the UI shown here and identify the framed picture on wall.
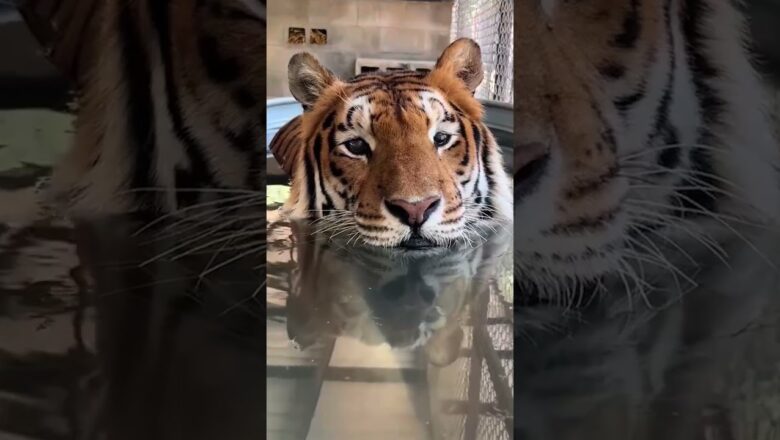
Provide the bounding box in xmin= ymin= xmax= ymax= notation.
xmin=288 ymin=27 xmax=305 ymax=44
xmin=310 ymin=28 xmax=327 ymax=45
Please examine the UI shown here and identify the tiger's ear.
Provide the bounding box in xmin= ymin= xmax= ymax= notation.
xmin=433 ymin=38 xmax=484 ymax=93
xmin=288 ymin=52 xmax=337 ymax=108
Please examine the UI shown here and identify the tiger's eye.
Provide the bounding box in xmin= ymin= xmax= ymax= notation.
xmin=344 ymin=138 xmax=371 ymax=156
xmin=433 ymin=132 xmax=452 ymax=147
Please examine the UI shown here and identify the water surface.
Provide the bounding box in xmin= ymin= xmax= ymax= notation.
xmin=267 ymin=193 xmax=514 ymax=440
xmin=517 ymin=227 xmax=780 ymax=440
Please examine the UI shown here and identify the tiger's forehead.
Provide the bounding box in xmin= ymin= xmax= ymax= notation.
xmin=340 ymin=86 xmax=455 ymax=117
xmin=348 ymin=70 xmax=428 ymax=84
xmin=342 ymin=71 xmax=447 ymax=106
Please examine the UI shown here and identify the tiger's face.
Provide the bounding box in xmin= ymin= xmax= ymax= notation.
xmin=283 ymin=39 xmax=511 ymax=248
xmin=516 ymin=1 xmax=635 ymax=298
xmin=516 ymin=0 xmax=780 ymax=301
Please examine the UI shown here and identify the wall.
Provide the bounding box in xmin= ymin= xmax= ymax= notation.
xmin=267 ymin=0 xmax=454 ymax=98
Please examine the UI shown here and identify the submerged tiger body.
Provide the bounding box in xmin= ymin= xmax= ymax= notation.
xmin=47 ymin=0 xmax=266 ymax=218
xmin=270 ymin=39 xmax=512 ymax=248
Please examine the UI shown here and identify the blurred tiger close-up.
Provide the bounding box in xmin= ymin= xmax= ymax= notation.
xmin=514 ymin=0 xmax=780 ymax=440
xmin=516 ymin=0 xmax=780 ymax=307
xmin=2 ymin=1 xmax=267 ymax=439
xmin=516 ymin=1 xmax=780 ymax=437
xmin=17 ymin=0 xmax=268 ymax=293
xmin=29 ymin=0 xmax=267 ymax=219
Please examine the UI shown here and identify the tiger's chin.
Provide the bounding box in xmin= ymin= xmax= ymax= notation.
xmin=359 ymin=231 xmax=460 ymax=250
xmin=517 ymin=238 xmax=691 ymax=310
xmin=357 ymin=218 xmax=496 ymax=250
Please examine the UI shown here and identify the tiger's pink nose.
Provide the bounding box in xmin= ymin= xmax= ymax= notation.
xmin=385 ymin=196 xmax=441 ymax=227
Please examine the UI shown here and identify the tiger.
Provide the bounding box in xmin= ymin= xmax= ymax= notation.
xmin=0 ymin=4 xmax=267 ymax=437
xmin=516 ymin=1 xmax=780 ymax=438
xmin=269 ymin=38 xmax=512 ymax=249
xmin=43 ymin=0 xmax=266 ymax=218
xmin=515 ymin=0 xmax=780 ymax=304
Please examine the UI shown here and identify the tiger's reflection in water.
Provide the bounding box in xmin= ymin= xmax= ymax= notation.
xmin=273 ymin=220 xmax=514 ymax=438
xmin=71 ymin=216 xmax=264 ymax=440
xmin=285 ymin=220 xmax=512 ymax=367
xmin=517 ymin=231 xmax=780 ymax=440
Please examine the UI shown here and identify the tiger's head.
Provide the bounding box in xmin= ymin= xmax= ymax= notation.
xmin=516 ymin=0 xmax=780 ymax=303
xmin=281 ymin=39 xmax=511 ymax=248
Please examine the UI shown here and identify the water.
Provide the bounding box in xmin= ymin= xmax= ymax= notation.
xmin=267 ymin=195 xmax=514 ymax=440
xmin=517 ymin=227 xmax=780 ymax=440
xmin=0 ymin=204 xmax=265 ymax=439
xmin=0 ymin=101 xmax=267 ymax=438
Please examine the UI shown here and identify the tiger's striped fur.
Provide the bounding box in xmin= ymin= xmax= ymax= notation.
xmin=270 ymin=39 xmax=512 ymax=248
xmin=517 ymin=2 xmax=780 ymax=437
xmin=46 ymin=0 xmax=266 ymax=218
xmin=516 ymin=0 xmax=780 ymax=302
xmin=269 ymin=116 xmax=301 ymax=178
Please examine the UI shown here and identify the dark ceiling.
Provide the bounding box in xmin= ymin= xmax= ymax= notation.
xmin=0 ymin=1 xmax=779 ymax=90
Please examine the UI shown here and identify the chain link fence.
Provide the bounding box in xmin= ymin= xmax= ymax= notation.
xmin=450 ymin=0 xmax=513 ymax=104
xmin=446 ymin=280 xmax=513 ymax=440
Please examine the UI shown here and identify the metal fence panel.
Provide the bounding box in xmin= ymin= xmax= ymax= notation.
xmin=450 ymin=0 xmax=513 ymax=104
